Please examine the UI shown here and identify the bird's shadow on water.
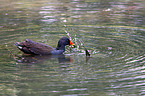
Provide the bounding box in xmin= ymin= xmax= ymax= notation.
xmin=15 ymin=53 xmax=91 ymax=68
xmin=15 ymin=54 xmax=73 ymax=67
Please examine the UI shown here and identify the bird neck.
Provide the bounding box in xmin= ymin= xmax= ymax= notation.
xmin=56 ymin=44 xmax=65 ymax=52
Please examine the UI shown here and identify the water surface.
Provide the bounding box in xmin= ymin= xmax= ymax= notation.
xmin=0 ymin=0 xmax=145 ymax=96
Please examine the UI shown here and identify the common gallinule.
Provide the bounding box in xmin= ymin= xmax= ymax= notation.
xmin=15 ymin=37 xmax=74 ymax=55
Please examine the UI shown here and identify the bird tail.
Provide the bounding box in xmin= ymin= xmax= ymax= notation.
xmin=14 ymin=42 xmax=23 ymax=49
xmin=14 ymin=42 xmax=20 ymax=47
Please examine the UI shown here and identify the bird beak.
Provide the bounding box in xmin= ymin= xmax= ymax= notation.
xmin=70 ymin=41 xmax=74 ymax=46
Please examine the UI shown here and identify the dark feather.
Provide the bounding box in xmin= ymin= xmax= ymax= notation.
xmin=15 ymin=39 xmax=53 ymax=55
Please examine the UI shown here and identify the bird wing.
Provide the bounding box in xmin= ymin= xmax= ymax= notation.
xmin=17 ymin=39 xmax=54 ymax=55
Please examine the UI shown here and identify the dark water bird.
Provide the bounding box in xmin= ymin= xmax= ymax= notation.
xmin=15 ymin=37 xmax=74 ymax=55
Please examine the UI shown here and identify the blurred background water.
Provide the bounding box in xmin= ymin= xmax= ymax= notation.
xmin=0 ymin=0 xmax=145 ymax=96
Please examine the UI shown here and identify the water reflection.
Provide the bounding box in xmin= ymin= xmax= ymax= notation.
xmin=0 ymin=0 xmax=145 ymax=95
xmin=16 ymin=54 xmax=72 ymax=65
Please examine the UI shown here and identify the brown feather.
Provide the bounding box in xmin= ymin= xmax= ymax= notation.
xmin=18 ymin=39 xmax=53 ymax=55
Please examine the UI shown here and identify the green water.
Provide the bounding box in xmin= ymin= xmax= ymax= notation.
xmin=0 ymin=0 xmax=145 ymax=96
